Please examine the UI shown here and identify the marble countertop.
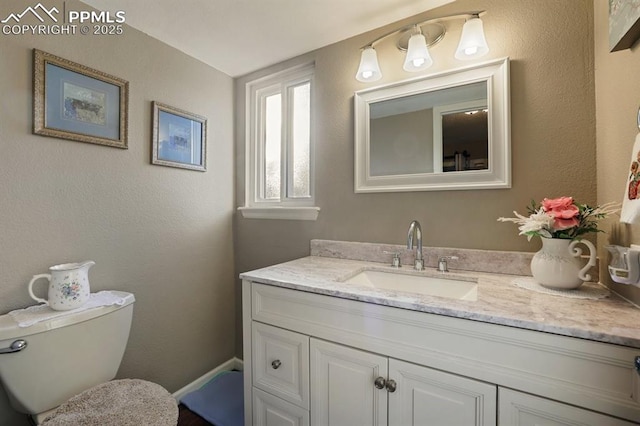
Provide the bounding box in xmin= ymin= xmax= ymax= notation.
xmin=240 ymin=255 xmax=640 ymax=349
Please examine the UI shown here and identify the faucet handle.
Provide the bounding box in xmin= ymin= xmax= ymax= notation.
xmin=437 ymin=256 xmax=459 ymax=272
xmin=383 ymin=251 xmax=401 ymax=268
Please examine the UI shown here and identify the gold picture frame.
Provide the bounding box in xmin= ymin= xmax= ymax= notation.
xmin=33 ymin=49 xmax=129 ymax=148
xmin=152 ymin=101 xmax=207 ymax=172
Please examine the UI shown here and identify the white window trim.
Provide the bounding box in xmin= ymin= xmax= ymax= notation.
xmin=240 ymin=63 xmax=319 ymax=220
xmin=238 ymin=206 xmax=319 ymax=221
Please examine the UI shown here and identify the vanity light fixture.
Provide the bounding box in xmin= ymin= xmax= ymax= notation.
xmin=355 ymin=11 xmax=489 ymax=83
xmin=402 ymin=26 xmax=433 ymax=72
xmin=356 ymin=46 xmax=383 ymax=82
xmin=455 ymin=15 xmax=489 ymax=60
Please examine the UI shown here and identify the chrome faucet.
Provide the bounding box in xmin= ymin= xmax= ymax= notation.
xmin=407 ymin=220 xmax=424 ymax=270
xmin=437 ymin=256 xmax=459 ymax=273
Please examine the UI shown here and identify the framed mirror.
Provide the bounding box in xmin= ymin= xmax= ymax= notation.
xmin=354 ymin=57 xmax=510 ymax=192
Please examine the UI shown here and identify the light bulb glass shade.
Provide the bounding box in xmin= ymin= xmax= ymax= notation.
xmin=403 ymin=33 xmax=433 ymax=72
xmin=356 ymin=47 xmax=382 ymax=82
xmin=455 ymin=16 xmax=489 ymax=60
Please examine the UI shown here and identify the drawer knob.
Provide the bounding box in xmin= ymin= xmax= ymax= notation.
xmin=386 ymin=379 xmax=397 ymax=393
xmin=374 ymin=376 xmax=386 ymax=389
xmin=271 ymin=359 xmax=282 ymax=369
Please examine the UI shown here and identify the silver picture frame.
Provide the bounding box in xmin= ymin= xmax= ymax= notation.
xmin=152 ymin=101 xmax=207 ymax=172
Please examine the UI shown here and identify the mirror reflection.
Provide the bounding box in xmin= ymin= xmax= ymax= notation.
xmin=440 ymin=101 xmax=488 ymax=172
xmin=369 ymin=81 xmax=488 ymax=177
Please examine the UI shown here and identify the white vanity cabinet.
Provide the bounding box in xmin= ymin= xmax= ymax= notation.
xmin=311 ymin=338 xmax=496 ymax=425
xmin=242 ymin=281 xmax=640 ymax=425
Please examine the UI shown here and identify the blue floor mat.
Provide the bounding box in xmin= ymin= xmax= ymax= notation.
xmin=180 ymin=370 xmax=244 ymax=426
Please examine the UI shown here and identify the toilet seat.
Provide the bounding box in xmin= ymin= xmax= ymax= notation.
xmin=40 ymin=379 xmax=178 ymax=426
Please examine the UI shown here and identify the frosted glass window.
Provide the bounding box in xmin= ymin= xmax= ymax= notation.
xmin=264 ymin=94 xmax=281 ymax=199
xmin=291 ymin=83 xmax=310 ymax=198
xmin=245 ymin=63 xmax=315 ymax=212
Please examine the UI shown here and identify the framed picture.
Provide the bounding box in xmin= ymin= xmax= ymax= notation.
xmin=33 ymin=49 xmax=129 ymax=148
xmin=609 ymin=0 xmax=640 ymax=52
xmin=152 ymin=102 xmax=207 ymax=172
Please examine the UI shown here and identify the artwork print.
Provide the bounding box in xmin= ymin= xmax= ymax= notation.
xmin=168 ymin=122 xmax=191 ymax=151
xmin=158 ymin=111 xmax=201 ymax=165
xmin=63 ymin=82 xmax=106 ymax=125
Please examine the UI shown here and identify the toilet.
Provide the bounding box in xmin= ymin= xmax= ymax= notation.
xmin=0 ymin=291 xmax=175 ymax=424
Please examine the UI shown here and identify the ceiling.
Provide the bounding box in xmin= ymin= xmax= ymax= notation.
xmin=81 ymin=0 xmax=453 ymax=77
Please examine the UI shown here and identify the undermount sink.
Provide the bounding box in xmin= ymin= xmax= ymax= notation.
xmin=343 ymin=269 xmax=478 ymax=301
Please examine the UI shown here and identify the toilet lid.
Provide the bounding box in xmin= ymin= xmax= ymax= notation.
xmin=40 ymin=379 xmax=178 ymax=426
xmin=0 ymin=291 xmax=135 ymax=340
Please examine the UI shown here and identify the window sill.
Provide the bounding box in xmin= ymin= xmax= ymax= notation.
xmin=238 ymin=206 xmax=320 ymax=221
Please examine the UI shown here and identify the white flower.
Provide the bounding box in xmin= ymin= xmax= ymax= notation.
xmin=498 ymin=209 xmax=554 ymax=241
xmin=590 ymin=201 xmax=620 ymax=217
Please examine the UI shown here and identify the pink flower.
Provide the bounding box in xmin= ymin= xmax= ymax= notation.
xmin=541 ymin=197 xmax=580 ymax=231
xmin=541 ymin=196 xmax=574 ymax=212
xmin=553 ymin=217 xmax=579 ymax=230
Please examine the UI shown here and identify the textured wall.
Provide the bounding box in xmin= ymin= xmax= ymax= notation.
xmin=594 ymin=0 xmax=640 ymax=305
xmin=0 ymin=0 xmax=235 ymax=423
xmin=234 ymin=0 xmax=596 ymax=354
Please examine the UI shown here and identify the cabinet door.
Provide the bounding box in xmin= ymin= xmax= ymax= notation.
xmin=388 ymin=358 xmax=497 ymax=425
xmin=253 ymin=388 xmax=310 ymax=426
xmin=310 ymin=338 xmax=388 ymax=426
xmin=499 ymin=388 xmax=638 ymax=426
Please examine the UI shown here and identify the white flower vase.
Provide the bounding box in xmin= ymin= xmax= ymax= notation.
xmin=530 ymin=238 xmax=597 ymax=290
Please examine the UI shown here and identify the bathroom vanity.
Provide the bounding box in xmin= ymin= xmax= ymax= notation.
xmin=241 ymin=241 xmax=640 ymax=425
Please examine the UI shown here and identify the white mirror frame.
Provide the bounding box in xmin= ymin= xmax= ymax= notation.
xmin=354 ymin=57 xmax=510 ymax=192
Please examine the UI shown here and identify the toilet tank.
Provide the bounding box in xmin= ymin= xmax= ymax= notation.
xmin=0 ymin=291 xmax=135 ymax=415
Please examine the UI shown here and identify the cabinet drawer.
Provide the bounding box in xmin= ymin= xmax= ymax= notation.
xmin=253 ymin=388 xmax=310 ymax=426
xmin=499 ymin=388 xmax=638 ymax=426
xmin=253 ymin=322 xmax=310 ymax=409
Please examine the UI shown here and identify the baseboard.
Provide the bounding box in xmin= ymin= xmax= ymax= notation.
xmin=172 ymin=357 xmax=244 ymax=401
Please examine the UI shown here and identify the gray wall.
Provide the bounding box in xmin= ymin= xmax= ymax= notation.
xmin=594 ymin=0 xmax=640 ymax=305
xmin=234 ymin=0 xmax=599 ymax=355
xmin=0 ymin=0 xmax=235 ymax=423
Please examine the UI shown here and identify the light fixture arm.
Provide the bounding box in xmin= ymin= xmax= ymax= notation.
xmin=358 ymin=11 xmax=485 ymax=50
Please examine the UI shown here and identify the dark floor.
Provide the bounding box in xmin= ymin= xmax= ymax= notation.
xmin=177 ymin=403 xmax=212 ymax=426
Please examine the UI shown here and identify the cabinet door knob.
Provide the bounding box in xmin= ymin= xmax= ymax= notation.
xmin=374 ymin=376 xmax=386 ymax=389
xmin=271 ymin=359 xmax=282 ymax=369
xmin=635 ymin=356 xmax=640 ymax=375
xmin=386 ymin=379 xmax=397 ymax=393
